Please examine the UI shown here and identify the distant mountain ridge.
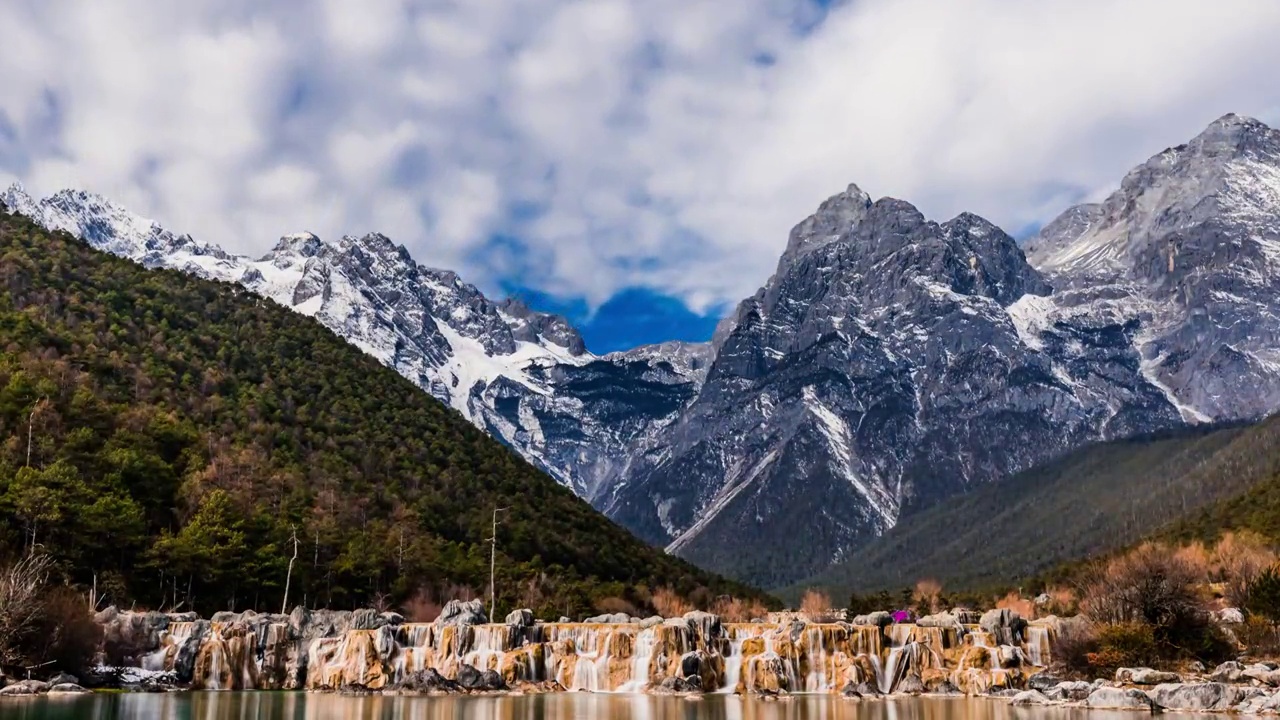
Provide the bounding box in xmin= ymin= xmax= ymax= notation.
xmin=8 ymin=113 xmax=1280 ymax=589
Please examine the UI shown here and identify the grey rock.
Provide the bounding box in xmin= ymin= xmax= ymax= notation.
xmin=932 ymin=681 xmax=962 ymax=696
xmin=917 ymin=612 xmax=963 ymax=630
xmin=853 ymin=681 xmax=882 ymax=696
xmin=583 ymin=613 xmax=631 ymax=624
xmin=639 ymin=615 xmax=664 ymax=629
xmin=1010 ymin=690 xmax=1053 ymax=706
xmin=1147 ymin=682 xmax=1243 ymax=711
xmin=1045 ymin=681 xmax=1094 ymax=702
xmin=480 ymin=669 xmax=507 ymax=691
xmin=840 ymin=682 xmax=861 ymax=698
xmin=682 ymin=611 xmax=722 ymax=640
xmin=0 ymin=679 xmax=49 ymax=696
xmin=505 ymin=609 xmax=534 ymax=628
xmin=47 ymin=673 xmax=78 ymax=686
xmin=436 ymin=599 xmax=487 ymax=628
xmin=47 ymin=683 xmax=89 ymax=694
xmin=1212 ymin=608 xmax=1245 ymax=624
xmin=395 ymin=668 xmax=458 ymax=693
xmin=896 ymin=673 xmax=926 ymax=695
xmin=1210 ymin=661 xmax=1244 ymax=683
xmin=853 ymin=612 xmax=894 ymax=628
xmin=1027 ymin=672 xmax=1064 ymax=692
xmin=1085 ymin=686 xmax=1160 ymax=710
xmin=1116 ymin=667 xmax=1181 ymax=685
xmin=456 ymin=664 xmax=485 ymax=691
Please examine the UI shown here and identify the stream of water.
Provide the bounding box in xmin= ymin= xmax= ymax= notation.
xmin=0 ymin=694 xmax=1220 ymax=720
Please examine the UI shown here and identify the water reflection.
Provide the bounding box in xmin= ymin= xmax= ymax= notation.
xmin=0 ymin=694 xmax=1196 ymax=720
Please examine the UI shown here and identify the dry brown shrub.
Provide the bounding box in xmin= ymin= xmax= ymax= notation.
xmin=996 ymin=591 xmax=1035 ymax=619
xmin=1212 ymin=532 xmax=1277 ymax=608
xmin=1082 ymin=543 xmax=1204 ymax=625
xmin=712 ymin=596 xmax=769 ymax=623
xmin=0 ymin=553 xmax=53 ymax=668
xmin=651 ymin=587 xmax=693 ymax=618
xmin=1174 ymin=542 xmax=1213 ymax=581
xmin=913 ymin=579 xmax=943 ymax=615
xmin=400 ymin=583 xmax=477 ymax=622
xmin=1237 ymin=615 xmax=1280 ymax=657
xmin=800 ymin=589 xmax=835 ymax=622
xmin=595 ymin=596 xmax=638 ymax=616
xmin=1041 ymin=586 xmax=1079 ymax=616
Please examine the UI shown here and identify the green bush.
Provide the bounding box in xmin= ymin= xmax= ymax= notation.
xmin=1087 ymin=622 xmax=1157 ymax=674
xmin=1245 ymin=565 xmax=1280 ymax=622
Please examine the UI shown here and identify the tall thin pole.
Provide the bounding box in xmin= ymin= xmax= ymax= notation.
xmin=26 ymin=397 xmax=46 ymax=468
xmin=488 ymin=507 xmax=509 ymax=623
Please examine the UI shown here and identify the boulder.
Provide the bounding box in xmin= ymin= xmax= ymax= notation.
xmin=917 ymin=613 xmax=963 ymax=630
xmin=681 ymin=652 xmax=702 ymax=679
xmin=1210 ymin=661 xmax=1244 ymax=683
xmin=852 ymin=612 xmax=893 ymax=628
xmin=584 ymin=613 xmax=631 ymax=624
xmin=47 ymin=683 xmax=89 ymax=694
xmin=682 ymin=611 xmax=722 ymax=640
xmin=1212 ymin=607 xmax=1245 ymax=624
xmin=94 ymin=606 xmax=119 ymax=624
xmin=840 ymin=682 xmax=861 ymax=698
xmin=505 ymin=609 xmax=534 ymax=628
xmin=0 ymin=679 xmax=49 ymax=696
xmin=1085 ymin=686 xmax=1160 ymax=710
xmin=896 ymin=673 xmax=925 ymax=695
xmin=480 ymin=669 xmax=507 ymax=691
xmin=1027 ymin=672 xmax=1064 ymax=692
xmin=1045 ymin=681 xmax=1094 ymax=702
xmin=1010 ymin=690 xmax=1053 ymax=706
xmin=47 ymin=672 xmax=78 ymax=686
xmin=396 ymin=668 xmax=459 ymax=693
xmin=1147 ymin=682 xmax=1243 ymax=712
xmin=1116 ymin=667 xmax=1181 ymax=685
xmin=350 ymin=608 xmax=384 ymax=630
xmin=853 ymin=681 xmax=882 ymax=696
xmin=980 ymin=608 xmax=1026 ymax=645
xmin=379 ymin=612 xmax=405 ymax=626
xmin=1242 ymin=663 xmax=1280 ymax=686
xmin=639 ymin=616 xmax=663 ymax=629
xmin=657 ymin=676 xmax=691 ymax=694
xmin=456 ymin=664 xmax=485 ymax=691
xmin=933 ymin=681 xmax=963 ymax=696
xmin=437 ymin=600 xmax=488 ymax=628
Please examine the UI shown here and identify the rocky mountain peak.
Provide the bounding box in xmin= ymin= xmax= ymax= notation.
xmin=268 ymin=232 xmax=325 ymax=259
xmin=780 ymin=183 xmax=873 ymax=261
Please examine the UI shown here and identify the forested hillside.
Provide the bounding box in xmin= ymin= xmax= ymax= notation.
xmin=802 ymin=416 xmax=1280 ymax=598
xmin=0 ymin=202 xmax=764 ymax=617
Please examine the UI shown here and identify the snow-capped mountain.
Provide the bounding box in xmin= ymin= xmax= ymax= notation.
xmin=1025 ymin=113 xmax=1280 ymax=421
xmin=0 ymin=184 xmax=700 ymax=497
xmin=7 ymin=113 xmax=1280 ymax=589
xmin=601 ymin=185 xmax=1184 ymax=587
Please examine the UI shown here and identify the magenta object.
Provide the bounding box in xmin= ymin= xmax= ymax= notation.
xmin=892 ymin=610 xmax=911 ymax=623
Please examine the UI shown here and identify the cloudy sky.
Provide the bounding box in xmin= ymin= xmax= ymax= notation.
xmin=3 ymin=0 xmax=1280 ymax=351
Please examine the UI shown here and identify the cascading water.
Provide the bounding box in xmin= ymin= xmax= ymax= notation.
xmin=94 ymin=610 xmax=1053 ymax=695
xmin=618 ymin=628 xmax=656 ymax=692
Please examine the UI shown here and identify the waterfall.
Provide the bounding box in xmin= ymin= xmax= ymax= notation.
xmin=463 ymin=625 xmax=509 ymax=672
xmin=802 ymin=626 xmax=831 ymax=692
xmin=1023 ymin=625 xmax=1051 ymax=666
xmin=716 ymin=628 xmax=748 ymax=694
xmin=618 ymin=627 xmax=656 ymax=693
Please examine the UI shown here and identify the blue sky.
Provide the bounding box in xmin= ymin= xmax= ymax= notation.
xmin=3 ymin=0 xmax=1280 ymax=353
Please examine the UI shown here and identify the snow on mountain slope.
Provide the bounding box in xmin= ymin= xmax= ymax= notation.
xmin=1025 ymin=113 xmax=1280 ymax=421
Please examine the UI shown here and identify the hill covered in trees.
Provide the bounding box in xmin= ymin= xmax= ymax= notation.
xmin=0 ymin=201 xmax=765 ymax=618
xmin=799 ymin=415 xmax=1280 ymax=598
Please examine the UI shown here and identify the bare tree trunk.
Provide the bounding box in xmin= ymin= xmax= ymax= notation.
xmin=281 ymin=527 xmax=299 ymax=615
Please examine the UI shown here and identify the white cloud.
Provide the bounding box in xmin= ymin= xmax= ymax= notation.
xmin=3 ymin=0 xmax=1280 ymax=314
